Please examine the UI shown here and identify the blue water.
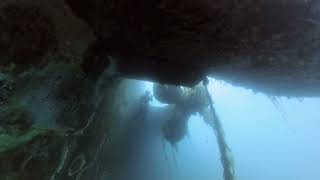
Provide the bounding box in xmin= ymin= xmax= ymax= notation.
xmin=118 ymin=79 xmax=320 ymax=180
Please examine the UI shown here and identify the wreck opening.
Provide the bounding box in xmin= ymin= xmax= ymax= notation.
xmin=1 ymin=62 xmax=320 ymax=180
xmin=1 ymin=0 xmax=320 ymax=180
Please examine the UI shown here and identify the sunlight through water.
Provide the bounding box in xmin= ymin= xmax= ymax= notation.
xmin=139 ymin=78 xmax=320 ymax=180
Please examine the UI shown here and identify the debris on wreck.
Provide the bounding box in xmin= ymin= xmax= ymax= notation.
xmin=203 ymin=78 xmax=235 ymax=180
xmin=154 ymin=80 xmax=235 ymax=180
xmin=162 ymin=106 xmax=189 ymax=146
xmin=0 ymin=0 xmax=319 ymax=179
xmin=0 ymin=61 xmax=120 ymax=180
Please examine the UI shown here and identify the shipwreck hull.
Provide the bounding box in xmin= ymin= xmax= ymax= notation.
xmin=0 ymin=0 xmax=319 ymax=95
xmin=65 ymin=0 xmax=320 ymax=95
xmin=0 ymin=1 xmax=320 ymax=180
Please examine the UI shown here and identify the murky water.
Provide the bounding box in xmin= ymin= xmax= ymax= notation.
xmin=116 ymin=79 xmax=320 ymax=180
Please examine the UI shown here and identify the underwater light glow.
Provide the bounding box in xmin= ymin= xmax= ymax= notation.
xmin=205 ymin=79 xmax=320 ymax=180
xmin=136 ymin=78 xmax=320 ymax=180
xmin=143 ymin=81 xmax=169 ymax=107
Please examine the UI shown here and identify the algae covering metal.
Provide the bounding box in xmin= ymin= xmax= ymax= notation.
xmin=65 ymin=0 xmax=320 ymax=95
xmin=0 ymin=0 xmax=320 ymax=180
xmin=0 ymin=61 xmax=123 ymax=180
xmin=153 ymin=82 xmax=235 ymax=180
xmin=0 ymin=58 xmax=234 ymax=180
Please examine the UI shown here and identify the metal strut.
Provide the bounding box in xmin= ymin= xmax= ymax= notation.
xmin=203 ymin=77 xmax=235 ymax=180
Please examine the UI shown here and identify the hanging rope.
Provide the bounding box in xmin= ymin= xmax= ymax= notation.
xmin=203 ymin=77 xmax=235 ymax=180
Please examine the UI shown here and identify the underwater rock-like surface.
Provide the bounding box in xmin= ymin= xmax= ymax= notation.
xmin=64 ymin=0 xmax=320 ymax=96
xmin=0 ymin=3 xmax=57 ymax=69
xmin=0 ymin=1 xmax=320 ymax=180
xmin=0 ymin=0 xmax=320 ymax=95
